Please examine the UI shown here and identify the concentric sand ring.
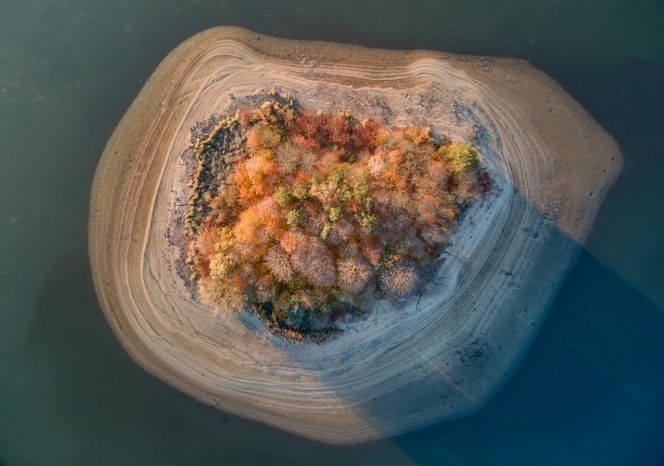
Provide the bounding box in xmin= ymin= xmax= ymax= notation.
xmin=89 ymin=27 xmax=621 ymax=444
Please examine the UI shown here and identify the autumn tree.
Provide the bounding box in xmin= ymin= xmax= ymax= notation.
xmin=186 ymin=97 xmax=488 ymax=336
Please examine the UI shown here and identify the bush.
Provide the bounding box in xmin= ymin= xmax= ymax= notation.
xmin=199 ymin=278 xmax=246 ymax=314
xmin=337 ymin=257 xmax=372 ymax=293
xmin=265 ymin=245 xmax=294 ymax=282
xmin=440 ymin=141 xmax=478 ymax=173
xmin=290 ymin=235 xmax=336 ymax=287
xmin=247 ymin=122 xmax=282 ymax=149
xmin=275 ymin=142 xmax=303 ymax=174
xmin=380 ymin=260 xmax=419 ymax=298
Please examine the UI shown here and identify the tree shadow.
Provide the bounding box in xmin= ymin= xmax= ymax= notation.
xmin=355 ymin=211 xmax=664 ymax=466
xmin=24 ymin=162 xmax=663 ymax=466
xmin=29 ymin=197 xmax=662 ymax=466
xmin=283 ymin=188 xmax=664 ymax=465
xmin=384 ymin=247 xmax=664 ymax=466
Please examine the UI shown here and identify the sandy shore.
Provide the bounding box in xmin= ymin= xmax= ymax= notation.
xmin=89 ymin=26 xmax=622 ymax=444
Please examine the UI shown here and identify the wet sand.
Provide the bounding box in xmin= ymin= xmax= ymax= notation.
xmin=88 ymin=26 xmax=622 ymax=444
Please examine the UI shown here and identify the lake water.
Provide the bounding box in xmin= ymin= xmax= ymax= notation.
xmin=1 ymin=1 xmax=662 ymax=465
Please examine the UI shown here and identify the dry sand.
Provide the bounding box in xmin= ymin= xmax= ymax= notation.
xmin=88 ymin=26 xmax=622 ymax=444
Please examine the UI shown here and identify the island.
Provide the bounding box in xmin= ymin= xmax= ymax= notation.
xmin=89 ymin=26 xmax=622 ymax=444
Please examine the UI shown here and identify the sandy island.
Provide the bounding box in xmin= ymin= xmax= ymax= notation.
xmin=89 ymin=26 xmax=622 ymax=444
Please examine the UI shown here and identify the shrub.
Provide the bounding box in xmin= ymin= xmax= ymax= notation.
xmin=286 ymin=208 xmax=301 ymax=227
xmin=290 ymin=235 xmax=336 ymax=287
xmin=337 ymin=257 xmax=372 ymax=293
xmin=326 ymin=218 xmax=353 ymax=245
xmin=367 ymin=153 xmax=386 ymax=178
xmin=402 ymin=125 xmax=433 ymax=145
xmin=255 ymin=274 xmax=277 ymax=302
xmin=265 ymin=245 xmax=294 ymax=282
xmin=199 ymin=278 xmax=246 ymax=314
xmin=380 ymin=260 xmax=419 ymax=298
xmin=352 ymin=119 xmax=381 ymax=149
xmin=279 ymin=231 xmax=301 ymax=254
xmin=247 ymin=122 xmax=282 ymax=149
xmin=209 ymin=249 xmax=237 ymax=281
xmin=440 ymin=141 xmax=478 ymax=173
xmin=275 ymin=141 xmax=303 ymax=174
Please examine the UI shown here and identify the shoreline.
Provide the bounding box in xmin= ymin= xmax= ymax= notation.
xmin=89 ymin=26 xmax=622 ymax=444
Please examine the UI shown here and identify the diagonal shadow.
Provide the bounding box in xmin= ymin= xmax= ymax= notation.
xmin=279 ymin=184 xmax=664 ymax=463
xmin=384 ymin=248 xmax=664 ymax=466
xmin=26 ymin=138 xmax=664 ymax=466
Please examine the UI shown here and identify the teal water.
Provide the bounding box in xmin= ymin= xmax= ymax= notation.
xmin=1 ymin=1 xmax=663 ymax=465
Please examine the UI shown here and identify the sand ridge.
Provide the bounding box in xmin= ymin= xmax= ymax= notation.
xmin=89 ymin=27 xmax=622 ymax=444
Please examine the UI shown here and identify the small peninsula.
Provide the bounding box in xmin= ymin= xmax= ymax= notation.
xmin=89 ymin=27 xmax=622 ymax=444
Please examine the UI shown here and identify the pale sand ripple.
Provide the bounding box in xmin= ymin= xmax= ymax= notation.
xmin=88 ymin=27 xmax=622 ymax=444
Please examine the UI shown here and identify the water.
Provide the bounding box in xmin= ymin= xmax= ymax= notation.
xmin=1 ymin=0 xmax=662 ymax=465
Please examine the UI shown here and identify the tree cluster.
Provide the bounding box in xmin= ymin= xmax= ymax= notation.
xmin=186 ymin=98 xmax=488 ymax=334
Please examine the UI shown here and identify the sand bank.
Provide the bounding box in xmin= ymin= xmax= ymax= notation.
xmin=89 ymin=27 xmax=621 ymax=444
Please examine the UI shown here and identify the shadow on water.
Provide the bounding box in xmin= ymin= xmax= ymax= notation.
xmin=388 ymin=249 xmax=664 ymax=466
xmin=281 ymin=188 xmax=664 ymax=465
xmin=25 ymin=153 xmax=664 ymax=466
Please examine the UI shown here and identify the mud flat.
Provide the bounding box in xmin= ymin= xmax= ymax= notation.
xmin=89 ymin=26 xmax=622 ymax=444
